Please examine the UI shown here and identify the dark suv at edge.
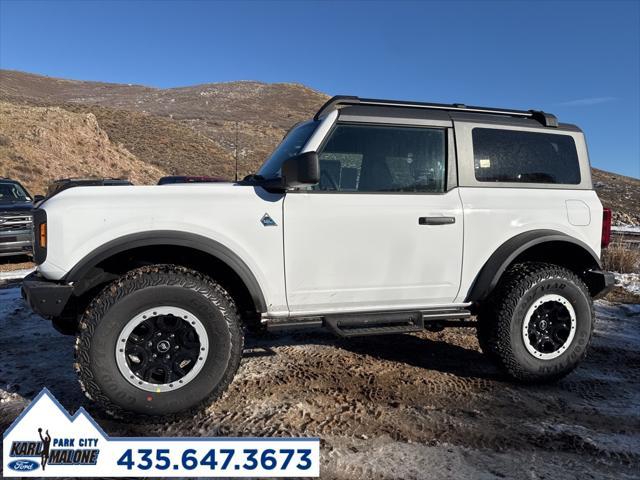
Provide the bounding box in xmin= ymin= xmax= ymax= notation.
xmin=0 ymin=178 xmax=41 ymax=258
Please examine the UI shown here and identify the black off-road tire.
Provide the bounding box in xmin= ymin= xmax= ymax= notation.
xmin=477 ymin=262 xmax=594 ymax=383
xmin=75 ymin=265 xmax=243 ymax=419
xmin=476 ymin=303 xmax=499 ymax=362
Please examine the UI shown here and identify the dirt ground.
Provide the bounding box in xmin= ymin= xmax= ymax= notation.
xmin=0 ymin=256 xmax=33 ymax=272
xmin=1 ymin=282 xmax=639 ymax=479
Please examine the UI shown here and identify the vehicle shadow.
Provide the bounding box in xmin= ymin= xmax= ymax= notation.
xmin=244 ymin=327 xmax=502 ymax=381
xmin=0 ymin=254 xmax=32 ymax=264
xmin=0 ymin=254 xmax=34 ymax=272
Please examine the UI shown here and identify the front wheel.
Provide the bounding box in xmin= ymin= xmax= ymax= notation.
xmin=477 ymin=262 xmax=594 ymax=383
xmin=75 ymin=265 xmax=243 ymax=418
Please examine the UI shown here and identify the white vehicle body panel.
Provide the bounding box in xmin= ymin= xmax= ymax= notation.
xmin=282 ymin=190 xmax=464 ymax=315
xmin=454 ymin=187 xmax=603 ymax=303
xmin=38 ymin=184 xmax=290 ymax=314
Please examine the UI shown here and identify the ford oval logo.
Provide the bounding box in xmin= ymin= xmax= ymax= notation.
xmin=8 ymin=459 xmax=39 ymax=471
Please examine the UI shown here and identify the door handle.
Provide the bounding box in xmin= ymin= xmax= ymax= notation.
xmin=418 ymin=216 xmax=456 ymax=225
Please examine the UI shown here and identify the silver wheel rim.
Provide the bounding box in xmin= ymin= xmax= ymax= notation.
xmin=522 ymin=294 xmax=577 ymax=360
xmin=115 ymin=306 xmax=209 ymax=392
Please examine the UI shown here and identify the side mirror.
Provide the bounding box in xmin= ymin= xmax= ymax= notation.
xmin=281 ymin=151 xmax=319 ymax=187
xmin=33 ymin=195 xmax=45 ymax=203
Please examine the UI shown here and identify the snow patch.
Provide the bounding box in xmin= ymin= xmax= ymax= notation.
xmin=611 ymin=225 xmax=640 ymax=234
xmin=0 ymin=267 xmax=35 ymax=281
xmin=612 ymin=272 xmax=640 ymax=295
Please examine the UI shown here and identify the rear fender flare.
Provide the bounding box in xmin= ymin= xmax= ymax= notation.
xmin=465 ymin=229 xmax=601 ymax=303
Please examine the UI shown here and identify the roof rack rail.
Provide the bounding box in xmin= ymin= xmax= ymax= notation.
xmin=314 ymin=95 xmax=558 ymax=127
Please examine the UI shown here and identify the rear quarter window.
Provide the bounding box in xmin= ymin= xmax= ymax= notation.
xmin=472 ymin=128 xmax=581 ymax=184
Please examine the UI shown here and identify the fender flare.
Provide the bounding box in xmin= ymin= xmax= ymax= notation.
xmin=63 ymin=230 xmax=267 ymax=312
xmin=465 ymin=229 xmax=601 ymax=303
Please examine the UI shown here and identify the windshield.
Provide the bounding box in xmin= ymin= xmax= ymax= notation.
xmin=0 ymin=181 xmax=30 ymax=203
xmin=258 ymin=120 xmax=319 ymax=179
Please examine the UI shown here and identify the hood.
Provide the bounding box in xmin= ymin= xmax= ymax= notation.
xmin=40 ymin=182 xmax=258 ymax=212
xmin=0 ymin=201 xmax=33 ymax=213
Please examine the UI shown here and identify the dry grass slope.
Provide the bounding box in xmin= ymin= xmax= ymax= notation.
xmin=0 ymin=102 xmax=165 ymax=194
xmin=63 ymin=104 xmax=236 ymax=179
xmin=0 ymin=69 xmax=328 ymax=179
xmin=0 ymin=93 xmax=236 ymax=179
xmin=0 ymin=70 xmax=328 ymax=127
xmin=592 ymin=168 xmax=640 ymax=225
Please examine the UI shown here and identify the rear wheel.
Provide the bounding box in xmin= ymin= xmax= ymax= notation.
xmin=477 ymin=262 xmax=593 ymax=383
xmin=75 ymin=265 xmax=243 ymax=418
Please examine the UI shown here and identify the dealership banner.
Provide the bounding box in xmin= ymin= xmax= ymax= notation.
xmin=3 ymin=389 xmax=319 ymax=477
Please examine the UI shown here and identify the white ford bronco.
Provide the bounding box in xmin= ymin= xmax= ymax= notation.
xmin=23 ymin=96 xmax=614 ymax=417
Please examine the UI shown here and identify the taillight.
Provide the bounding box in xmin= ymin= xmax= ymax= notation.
xmin=601 ymin=208 xmax=612 ymax=249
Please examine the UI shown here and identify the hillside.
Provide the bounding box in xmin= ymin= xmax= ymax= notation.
xmin=0 ymin=70 xmax=328 ymax=178
xmin=64 ymin=104 xmax=236 ymax=179
xmin=0 ymin=70 xmax=325 ymax=126
xmin=0 ymin=69 xmax=637 ymax=225
xmin=592 ymin=169 xmax=640 ymax=225
xmin=0 ymin=102 xmax=165 ymax=194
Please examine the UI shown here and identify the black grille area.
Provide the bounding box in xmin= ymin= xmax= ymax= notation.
xmin=0 ymin=213 xmax=32 ymax=233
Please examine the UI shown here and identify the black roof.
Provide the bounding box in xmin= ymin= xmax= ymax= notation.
xmin=0 ymin=177 xmax=29 ymax=187
xmin=315 ymin=95 xmax=560 ymax=128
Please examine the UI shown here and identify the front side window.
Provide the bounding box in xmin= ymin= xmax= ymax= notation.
xmin=313 ymin=124 xmax=446 ymax=193
xmin=472 ymin=128 xmax=581 ymax=184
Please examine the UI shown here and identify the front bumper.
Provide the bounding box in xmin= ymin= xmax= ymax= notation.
xmin=0 ymin=232 xmax=32 ymax=257
xmin=21 ymin=272 xmax=73 ymax=318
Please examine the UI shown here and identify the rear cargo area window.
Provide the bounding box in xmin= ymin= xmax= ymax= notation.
xmin=472 ymin=128 xmax=581 ymax=184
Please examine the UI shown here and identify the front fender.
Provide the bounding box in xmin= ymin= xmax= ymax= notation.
xmin=63 ymin=230 xmax=267 ymax=312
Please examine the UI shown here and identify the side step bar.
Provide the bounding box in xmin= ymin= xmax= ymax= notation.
xmin=422 ymin=309 xmax=472 ymax=320
xmin=325 ymin=311 xmax=424 ymax=338
xmin=422 ymin=308 xmax=472 ymax=332
xmin=266 ymin=308 xmax=473 ymax=338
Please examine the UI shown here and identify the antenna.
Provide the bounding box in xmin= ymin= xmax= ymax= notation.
xmin=234 ymin=121 xmax=239 ymax=182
